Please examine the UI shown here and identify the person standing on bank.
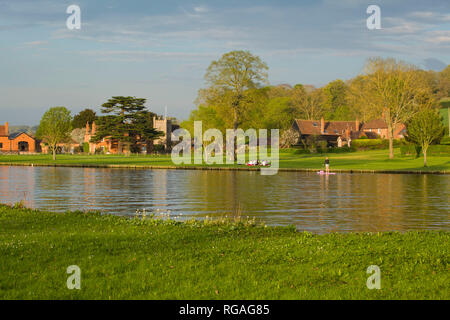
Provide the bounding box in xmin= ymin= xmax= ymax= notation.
xmin=324 ymin=157 xmax=330 ymax=174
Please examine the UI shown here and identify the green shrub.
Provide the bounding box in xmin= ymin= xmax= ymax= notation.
xmin=73 ymin=146 xmax=83 ymax=154
xmin=323 ymin=146 xmax=355 ymax=153
xmin=428 ymin=144 xmax=450 ymax=155
xmin=318 ymin=140 xmax=328 ymax=150
xmin=400 ymin=144 xmax=420 ymax=157
xmin=95 ymin=147 xmax=105 ymax=155
xmin=152 ymin=144 xmax=166 ymax=153
xmin=83 ymin=142 xmax=89 ymax=153
xmin=352 ymin=139 xmax=401 ymax=150
xmin=440 ymin=136 xmax=450 ymax=145
xmin=401 ymin=143 xmax=450 ymax=156
xmin=294 ymin=149 xmax=311 ymax=155
xmin=314 ymin=146 xmax=356 ymax=154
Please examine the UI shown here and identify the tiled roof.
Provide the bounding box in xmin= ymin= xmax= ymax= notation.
xmin=8 ymin=132 xmax=26 ymax=140
xmin=294 ymin=119 xmax=361 ymax=136
xmin=362 ymin=119 xmax=388 ymax=129
xmin=8 ymin=132 xmax=37 ymax=141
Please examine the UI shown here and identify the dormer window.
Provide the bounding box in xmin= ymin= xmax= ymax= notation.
xmin=313 ymin=122 xmax=318 ymax=127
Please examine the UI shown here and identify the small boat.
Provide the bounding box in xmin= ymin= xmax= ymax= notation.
xmin=317 ymin=171 xmax=336 ymax=175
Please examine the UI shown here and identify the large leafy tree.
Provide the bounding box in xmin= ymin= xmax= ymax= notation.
xmin=131 ymin=110 xmax=164 ymax=154
xmin=91 ymin=96 xmax=161 ymax=154
xmin=405 ymin=109 xmax=444 ymax=167
xmin=72 ymin=109 xmax=97 ymax=129
xmin=181 ymin=105 xmax=226 ymax=136
xmin=36 ymin=107 xmax=72 ymax=160
xmin=203 ymin=50 xmax=268 ymax=130
xmin=322 ymin=80 xmax=352 ymax=120
xmin=355 ymin=58 xmax=435 ymax=159
xmin=291 ymin=85 xmax=325 ymax=120
xmin=438 ymin=65 xmax=450 ymax=99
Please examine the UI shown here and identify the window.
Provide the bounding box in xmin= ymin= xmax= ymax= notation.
xmin=378 ymin=128 xmax=381 ymax=134
xmin=313 ymin=122 xmax=318 ymax=127
xmin=0 ymin=143 xmax=2 ymax=148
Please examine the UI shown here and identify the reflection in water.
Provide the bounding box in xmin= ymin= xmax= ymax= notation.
xmin=0 ymin=166 xmax=449 ymax=233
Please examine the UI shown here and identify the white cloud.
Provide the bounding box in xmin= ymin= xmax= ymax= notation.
xmin=194 ymin=6 xmax=208 ymax=13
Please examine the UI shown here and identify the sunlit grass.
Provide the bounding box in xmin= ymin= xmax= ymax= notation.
xmin=0 ymin=205 xmax=448 ymax=300
xmin=0 ymin=148 xmax=448 ymax=172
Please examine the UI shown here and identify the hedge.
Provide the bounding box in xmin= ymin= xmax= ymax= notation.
xmin=351 ymin=139 xmax=402 ymax=150
xmin=294 ymin=146 xmax=355 ymax=154
xmin=441 ymin=136 xmax=450 ymax=145
xmin=401 ymin=144 xmax=450 ymax=156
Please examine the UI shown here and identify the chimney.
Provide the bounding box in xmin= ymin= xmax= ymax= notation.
xmin=355 ymin=118 xmax=360 ymax=131
xmin=91 ymin=122 xmax=96 ymax=135
xmin=5 ymin=122 xmax=8 ymax=135
xmin=320 ymin=117 xmax=325 ymax=134
xmin=346 ymin=128 xmax=350 ymax=139
xmin=86 ymin=121 xmax=90 ymax=133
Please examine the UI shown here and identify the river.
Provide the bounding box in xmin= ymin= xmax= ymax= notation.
xmin=1 ymin=166 xmax=449 ymax=233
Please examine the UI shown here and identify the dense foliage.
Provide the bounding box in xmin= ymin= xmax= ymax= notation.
xmin=182 ymin=53 xmax=450 ymax=161
xmin=36 ymin=107 xmax=72 ymax=160
xmin=405 ymin=109 xmax=445 ymax=166
xmin=91 ymin=96 xmax=163 ymax=154
xmin=72 ymin=109 xmax=97 ymax=129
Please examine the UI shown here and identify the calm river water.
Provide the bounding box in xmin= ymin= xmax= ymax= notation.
xmin=1 ymin=166 xmax=449 ymax=233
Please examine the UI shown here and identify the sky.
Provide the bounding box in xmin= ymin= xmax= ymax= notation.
xmin=1 ymin=0 xmax=449 ymax=125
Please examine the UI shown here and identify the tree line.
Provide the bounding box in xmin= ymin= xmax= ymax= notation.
xmin=36 ymin=96 xmax=163 ymax=160
xmin=181 ymin=51 xmax=449 ymax=160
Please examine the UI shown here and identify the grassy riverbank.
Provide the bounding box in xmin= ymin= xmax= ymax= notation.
xmin=0 ymin=148 xmax=449 ymax=172
xmin=0 ymin=205 xmax=448 ymax=300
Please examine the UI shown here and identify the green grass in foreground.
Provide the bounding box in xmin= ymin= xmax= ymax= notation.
xmin=0 ymin=148 xmax=449 ymax=172
xmin=0 ymin=205 xmax=448 ymax=299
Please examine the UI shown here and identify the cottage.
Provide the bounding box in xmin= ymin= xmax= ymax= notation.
xmin=0 ymin=122 xmax=40 ymax=153
xmin=361 ymin=119 xmax=406 ymax=139
xmin=293 ymin=118 xmax=362 ymax=147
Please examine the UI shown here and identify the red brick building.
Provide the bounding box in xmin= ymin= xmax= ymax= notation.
xmin=293 ymin=117 xmax=406 ymax=147
xmin=361 ymin=119 xmax=406 ymax=139
xmin=0 ymin=122 xmax=40 ymax=153
xmin=293 ymin=118 xmax=363 ymax=147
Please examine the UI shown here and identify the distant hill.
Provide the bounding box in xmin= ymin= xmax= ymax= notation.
xmin=9 ymin=125 xmax=38 ymax=136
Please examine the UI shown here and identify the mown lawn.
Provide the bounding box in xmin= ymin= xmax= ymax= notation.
xmin=0 ymin=205 xmax=448 ymax=300
xmin=0 ymin=148 xmax=449 ymax=172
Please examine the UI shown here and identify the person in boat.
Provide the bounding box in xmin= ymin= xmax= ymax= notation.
xmin=324 ymin=157 xmax=330 ymax=173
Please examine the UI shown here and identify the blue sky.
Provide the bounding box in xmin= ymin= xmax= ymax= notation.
xmin=1 ymin=0 xmax=449 ymax=125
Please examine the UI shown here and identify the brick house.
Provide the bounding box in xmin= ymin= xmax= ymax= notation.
xmin=293 ymin=118 xmax=363 ymax=147
xmin=84 ymin=121 xmax=119 ymax=154
xmin=293 ymin=117 xmax=406 ymax=147
xmin=0 ymin=122 xmax=40 ymax=153
xmin=361 ymin=119 xmax=406 ymax=139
